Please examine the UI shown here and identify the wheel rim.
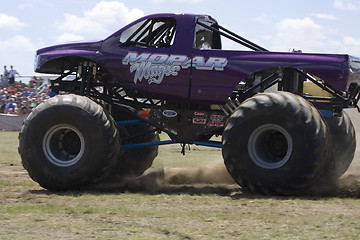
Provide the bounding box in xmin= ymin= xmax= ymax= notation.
xmin=43 ymin=124 xmax=85 ymax=167
xmin=248 ymin=124 xmax=293 ymax=169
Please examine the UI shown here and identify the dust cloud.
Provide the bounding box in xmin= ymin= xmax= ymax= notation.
xmin=131 ymin=161 xmax=237 ymax=194
xmin=337 ymin=174 xmax=360 ymax=197
xmin=95 ymin=158 xmax=360 ymax=197
xmin=95 ymin=161 xmax=239 ymax=195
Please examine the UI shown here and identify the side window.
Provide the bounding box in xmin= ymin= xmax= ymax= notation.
xmin=119 ymin=17 xmax=176 ymax=48
xmin=195 ymin=17 xmax=221 ymax=50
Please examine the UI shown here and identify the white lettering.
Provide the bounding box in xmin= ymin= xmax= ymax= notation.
xmin=122 ymin=52 xmax=228 ymax=84
xmin=122 ymin=52 xmax=150 ymax=65
xmin=205 ymin=57 xmax=228 ymax=71
xmin=148 ymin=54 xmax=168 ymax=64
xmin=166 ymin=55 xmax=188 ymax=65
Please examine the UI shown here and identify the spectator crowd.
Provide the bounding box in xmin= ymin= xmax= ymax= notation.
xmin=1 ymin=65 xmax=51 ymax=115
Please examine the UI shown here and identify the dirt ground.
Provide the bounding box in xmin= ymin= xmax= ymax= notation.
xmin=1 ymin=110 xmax=360 ymax=239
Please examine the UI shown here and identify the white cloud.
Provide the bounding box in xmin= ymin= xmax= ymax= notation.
xmin=84 ymin=1 xmax=144 ymax=26
xmin=340 ymin=36 xmax=360 ymax=55
xmin=60 ymin=13 xmax=106 ymax=35
xmin=152 ymin=0 xmax=204 ymax=3
xmin=59 ymin=1 xmax=144 ymax=39
xmin=334 ymin=0 xmax=360 ymax=10
xmin=312 ymin=13 xmax=337 ymax=20
xmin=254 ymin=13 xmax=270 ymax=24
xmin=55 ymin=33 xmax=85 ymax=43
xmin=271 ymin=17 xmax=326 ymax=52
xmin=18 ymin=3 xmax=33 ymax=9
xmin=0 ymin=13 xmax=26 ymax=30
xmin=276 ymin=17 xmax=321 ymax=31
xmin=0 ymin=35 xmax=36 ymax=52
xmin=344 ymin=36 xmax=360 ymax=45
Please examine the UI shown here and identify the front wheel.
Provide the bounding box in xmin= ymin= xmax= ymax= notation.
xmin=222 ymin=92 xmax=331 ymax=195
xmin=19 ymin=94 xmax=120 ymax=190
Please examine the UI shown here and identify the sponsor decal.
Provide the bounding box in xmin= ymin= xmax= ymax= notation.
xmin=194 ymin=111 xmax=206 ymax=117
xmin=139 ymin=110 xmax=151 ymax=119
xmin=162 ymin=110 xmax=177 ymax=118
xmin=210 ymin=114 xmax=224 ymax=122
xmin=208 ymin=121 xmax=224 ymax=127
xmin=193 ymin=118 xmax=206 ymax=125
xmin=122 ymin=52 xmax=228 ymax=84
xmin=193 ymin=111 xmax=207 ymax=125
xmin=208 ymin=114 xmax=225 ymax=127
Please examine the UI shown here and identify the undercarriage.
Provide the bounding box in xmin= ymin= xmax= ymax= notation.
xmin=49 ymin=61 xmax=360 ymax=148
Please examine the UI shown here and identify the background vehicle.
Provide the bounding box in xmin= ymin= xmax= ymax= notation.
xmin=19 ymin=13 xmax=360 ymax=195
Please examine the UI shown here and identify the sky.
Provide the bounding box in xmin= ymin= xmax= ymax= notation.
xmin=1 ymin=0 xmax=360 ymax=80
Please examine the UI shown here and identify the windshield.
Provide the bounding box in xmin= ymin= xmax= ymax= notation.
xmin=119 ymin=17 xmax=176 ymax=48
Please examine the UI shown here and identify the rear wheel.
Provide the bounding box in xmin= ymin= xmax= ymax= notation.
xmin=222 ymin=92 xmax=331 ymax=195
xmin=325 ymin=111 xmax=356 ymax=176
xmin=115 ymin=124 xmax=159 ymax=176
xmin=19 ymin=94 xmax=120 ymax=190
xmin=105 ymin=108 xmax=159 ymax=179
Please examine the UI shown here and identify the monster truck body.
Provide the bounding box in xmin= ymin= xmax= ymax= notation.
xmin=20 ymin=13 xmax=360 ymax=195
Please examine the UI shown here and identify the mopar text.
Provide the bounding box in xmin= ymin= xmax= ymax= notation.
xmin=122 ymin=52 xmax=228 ymax=84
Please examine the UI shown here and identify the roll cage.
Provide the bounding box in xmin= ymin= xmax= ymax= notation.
xmin=119 ymin=17 xmax=176 ymax=48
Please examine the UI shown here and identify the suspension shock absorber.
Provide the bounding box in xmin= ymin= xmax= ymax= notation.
xmin=78 ymin=61 xmax=97 ymax=96
xmin=79 ymin=61 xmax=87 ymax=95
xmin=86 ymin=62 xmax=93 ymax=96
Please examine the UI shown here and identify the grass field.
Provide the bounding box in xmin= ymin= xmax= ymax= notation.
xmin=1 ymin=129 xmax=360 ymax=239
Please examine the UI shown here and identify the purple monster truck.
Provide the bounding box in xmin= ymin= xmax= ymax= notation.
xmin=19 ymin=13 xmax=360 ymax=195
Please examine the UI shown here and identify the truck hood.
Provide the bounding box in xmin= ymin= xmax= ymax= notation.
xmin=35 ymin=41 xmax=103 ymax=74
xmin=36 ymin=40 xmax=103 ymax=55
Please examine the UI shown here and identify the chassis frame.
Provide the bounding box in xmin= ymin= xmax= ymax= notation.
xmin=48 ymin=19 xmax=360 ymax=150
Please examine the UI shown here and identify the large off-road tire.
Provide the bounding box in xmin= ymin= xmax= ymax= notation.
xmin=114 ymin=125 xmax=159 ymax=176
xmin=106 ymin=108 xmax=159 ymax=178
xmin=325 ymin=111 xmax=356 ymax=177
xmin=222 ymin=92 xmax=331 ymax=195
xmin=19 ymin=94 xmax=120 ymax=191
